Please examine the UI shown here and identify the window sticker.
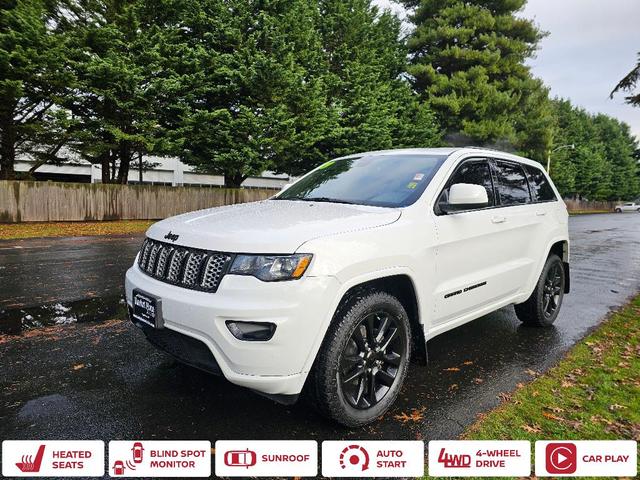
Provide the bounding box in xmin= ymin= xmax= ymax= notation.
xmin=413 ymin=173 xmax=425 ymax=181
xmin=407 ymin=182 xmax=418 ymax=189
xmin=318 ymin=160 xmax=336 ymax=170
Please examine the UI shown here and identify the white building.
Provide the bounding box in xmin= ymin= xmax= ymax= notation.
xmin=15 ymin=154 xmax=291 ymax=189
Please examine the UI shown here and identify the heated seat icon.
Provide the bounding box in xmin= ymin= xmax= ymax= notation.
xmin=546 ymin=443 xmax=577 ymax=474
xmin=16 ymin=444 xmax=46 ymax=473
xmin=224 ymin=449 xmax=257 ymax=468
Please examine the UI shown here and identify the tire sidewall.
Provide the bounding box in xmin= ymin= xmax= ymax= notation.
xmin=535 ymin=255 xmax=565 ymax=326
xmin=320 ymin=292 xmax=411 ymax=426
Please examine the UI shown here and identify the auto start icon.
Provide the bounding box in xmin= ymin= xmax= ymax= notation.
xmin=339 ymin=445 xmax=370 ymax=471
xmin=323 ymin=440 xmax=424 ymax=477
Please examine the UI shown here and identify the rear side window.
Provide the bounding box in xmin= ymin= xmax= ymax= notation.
xmin=494 ymin=161 xmax=531 ymax=205
xmin=525 ymin=165 xmax=557 ymax=202
xmin=438 ymin=160 xmax=495 ymax=208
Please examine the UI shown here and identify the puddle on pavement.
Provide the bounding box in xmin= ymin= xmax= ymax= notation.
xmin=0 ymin=295 xmax=126 ymax=334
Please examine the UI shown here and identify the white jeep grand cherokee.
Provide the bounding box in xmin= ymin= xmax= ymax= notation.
xmin=125 ymin=147 xmax=570 ymax=426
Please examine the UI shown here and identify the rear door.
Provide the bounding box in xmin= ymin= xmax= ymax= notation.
xmin=490 ymin=159 xmax=546 ymax=297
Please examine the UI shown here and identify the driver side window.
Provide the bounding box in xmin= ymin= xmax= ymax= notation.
xmin=438 ymin=159 xmax=495 ymax=211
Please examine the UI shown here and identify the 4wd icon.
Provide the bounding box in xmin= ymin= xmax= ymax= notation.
xmin=438 ymin=448 xmax=471 ymax=468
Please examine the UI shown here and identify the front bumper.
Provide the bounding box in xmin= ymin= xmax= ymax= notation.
xmin=125 ymin=264 xmax=340 ymax=396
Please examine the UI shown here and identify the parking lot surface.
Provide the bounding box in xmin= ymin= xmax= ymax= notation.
xmin=0 ymin=213 xmax=639 ymax=445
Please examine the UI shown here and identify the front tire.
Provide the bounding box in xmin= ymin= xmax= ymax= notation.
xmin=309 ymin=290 xmax=411 ymax=427
xmin=615 ymin=208 xmax=622 ymax=213
xmin=515 ymin=254 xmax=565 ymax=327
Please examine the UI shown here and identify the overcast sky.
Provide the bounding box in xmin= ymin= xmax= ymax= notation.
xmin=374 ymin=0 xmax=640 ymax=139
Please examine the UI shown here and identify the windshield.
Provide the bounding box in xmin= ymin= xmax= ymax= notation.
xmin=275 ymin=154 xmax=447 ymax=207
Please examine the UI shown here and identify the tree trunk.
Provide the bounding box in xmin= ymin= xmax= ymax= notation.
xmin=100 ymin=151 xmax=110 ymax=184
xmin=224 ymin=173 xmax=247 ymax=188
xmin=117 ymin=141 xmax=131 ymax=184
xmin=0 ymin=109 xmax=17 ymax=180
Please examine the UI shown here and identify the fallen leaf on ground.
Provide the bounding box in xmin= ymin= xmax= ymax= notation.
xmin=522 ymin=424 xmax=543 ymax=434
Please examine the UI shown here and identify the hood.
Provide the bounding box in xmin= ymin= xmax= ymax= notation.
xmin=146 ymin=200 xmax=401 ymax=253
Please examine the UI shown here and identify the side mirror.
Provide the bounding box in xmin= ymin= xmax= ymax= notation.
xmin=442 ymin=183 xmax=489 ymax=213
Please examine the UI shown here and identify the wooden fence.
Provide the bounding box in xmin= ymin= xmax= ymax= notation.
xmin=0 ymin=180 xmax=620 ymax=223
xmin=0 ymin=181 xmax=277 ymax=223
xmin=563 ymin=199 xmax=617 ymax=213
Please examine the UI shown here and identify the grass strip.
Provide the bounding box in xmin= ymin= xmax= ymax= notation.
xmin=0 ymin=220 xmax=154 ymax=240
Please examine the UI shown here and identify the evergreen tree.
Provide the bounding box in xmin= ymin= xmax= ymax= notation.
xmin=402 ymin=0 xmax=546 ymax=150
xmin=611 ymin=52 xmax=640 ymax=107
xmin=146 ymin=0 xmax=336 ymax=187
xmin=62 ymin=0 xmax=161 ymax=183
xmin=549 ymin=99 xmax=639 ymax=200
xmin=0 ymin=0 xmax=72 ymax=179
xmin=318 ymin=0 xmax=440 ymax=159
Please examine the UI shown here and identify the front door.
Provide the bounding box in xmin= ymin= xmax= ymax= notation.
xmin=431 ymin=158 xmax=513 ymax=326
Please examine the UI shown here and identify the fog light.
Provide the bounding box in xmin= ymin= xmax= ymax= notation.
xmin=225 ymin=321 xmax=276 ymax=341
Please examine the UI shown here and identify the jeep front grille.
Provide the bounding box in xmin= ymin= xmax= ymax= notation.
xmin=137 ymin=238 xmax=232 ymax=293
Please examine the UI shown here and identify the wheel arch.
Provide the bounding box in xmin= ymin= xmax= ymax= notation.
xmin=548 ymin=239 xmax=570 ymax=294
xmin=327 ymin=274 xmax=427 ymax=365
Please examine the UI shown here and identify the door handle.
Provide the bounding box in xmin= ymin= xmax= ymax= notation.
xmin=491 ymin=215 xmax=507 ymax=224
xmin=536 ymin=210 xmax=547 ymax=216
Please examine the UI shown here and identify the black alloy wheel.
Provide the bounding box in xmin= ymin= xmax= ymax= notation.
xmin=338 ymin=310 xmax=406 ymax=409
xmin=542 ymin=262 xmax=563 ymax=318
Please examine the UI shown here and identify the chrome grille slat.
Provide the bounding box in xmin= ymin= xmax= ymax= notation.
xmin=155 ymin=246 xmax=174 ymax=277
xmin=146 ymin=243 xmax=162 ymax=273
xmin=182 ymin=252 xmax=206 ymax=286
xmin=136 ymin=238 xmax=231 ymax=293
xmin=138 ymin=239 xmax=152 ymax=269
xmin=167 ymin=249 xmax=188 ymax=282
xmin=201 ymin=254 xmax=231 ymax=290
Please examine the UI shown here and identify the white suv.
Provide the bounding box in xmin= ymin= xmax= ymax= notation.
xmin=125 ymin=148 xmax=570 ymax=426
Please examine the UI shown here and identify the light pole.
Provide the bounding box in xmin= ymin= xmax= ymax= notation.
xmin=547 ymin=144 xmax=575 ymax=173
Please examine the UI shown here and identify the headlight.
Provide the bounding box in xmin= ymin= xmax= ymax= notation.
xmin=229 ymin=254 xmax=313 ymax=281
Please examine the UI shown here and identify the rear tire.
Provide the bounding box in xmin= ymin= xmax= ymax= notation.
xmin=308 ymin=290 xmax=411 ymax=427
xmin=515 ymin=254 xmax=565 ymax=327
xmin=615 ymin=208 xmax=622 ymax=213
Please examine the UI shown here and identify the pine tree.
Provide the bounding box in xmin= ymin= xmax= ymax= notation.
xmin=146 ymin=0 xmax=336 ymax=187
xmin=318 ymin=0 xmax=440 ymax=158
xmin=0 ymin=0 xmax=72 ymax=179
xmin=402 ymin=0 xmax=545 ymax=148
xmin=62 ymin=0 xmax=160 ymax=183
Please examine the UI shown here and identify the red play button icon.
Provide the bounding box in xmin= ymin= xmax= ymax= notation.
xmin=546 ymin=443 xmax=577 ymax=474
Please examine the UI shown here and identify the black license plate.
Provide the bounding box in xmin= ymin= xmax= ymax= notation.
xmin=132 ymin=290 xmax=163 ymax=328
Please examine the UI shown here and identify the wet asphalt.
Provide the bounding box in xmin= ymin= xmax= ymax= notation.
xmin=0 ymin=214 xmax=639 ymax=459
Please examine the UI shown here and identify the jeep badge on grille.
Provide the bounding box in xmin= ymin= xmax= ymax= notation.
xmin=164 ymin=231 xmax=179 ymax=242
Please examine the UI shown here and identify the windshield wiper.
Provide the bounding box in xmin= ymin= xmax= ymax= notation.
xmin=275 ymin=196 xmax=358 ymax=205
xmin=299 ymin=196 xmax=357 ymax=205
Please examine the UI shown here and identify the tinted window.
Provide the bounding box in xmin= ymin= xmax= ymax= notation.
xmin=439 ymin=160 xmax=495 ymax=209
xmin=494 ymin=161 xmax=531 ymax=205
xmin=276 ymin=154 xmax=447 ymax=208
xmin=525 ymin=165 xmax=557 ymax=202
